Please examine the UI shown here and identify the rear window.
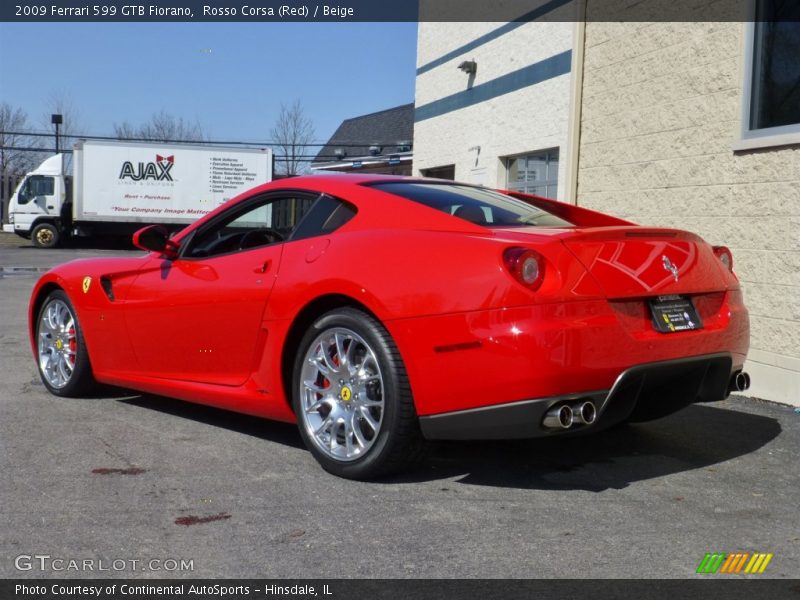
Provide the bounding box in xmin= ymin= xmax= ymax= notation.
xmin=368 ymin=182 xmax=573 ymax=228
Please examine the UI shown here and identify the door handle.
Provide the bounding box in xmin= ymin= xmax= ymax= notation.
xmin=254 ymin=260 xmax=271 ymax=274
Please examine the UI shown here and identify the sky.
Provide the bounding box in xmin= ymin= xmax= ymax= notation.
xmin=0 ymin=22 xmax=418 ymax=147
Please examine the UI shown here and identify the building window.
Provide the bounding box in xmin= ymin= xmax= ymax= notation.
xmin=506 ymin=149 xmax=559 ymax=199
xmin=421 ymin=165 xmax=455 ymax=180
xmin=740 ymin=3 xmax=800 ymax=144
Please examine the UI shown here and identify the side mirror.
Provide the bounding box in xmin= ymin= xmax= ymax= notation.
xmin=133 ymin=225 xmax=179 ymax=259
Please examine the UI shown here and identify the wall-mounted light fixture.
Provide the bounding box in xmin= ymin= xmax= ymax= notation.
xmin=369 ymin=145 xmax=382 ymax=156
xmin=334 ymin=148 xmax=347 ymax=159
xmin=457 ymin=60 xmax=477 ymax=75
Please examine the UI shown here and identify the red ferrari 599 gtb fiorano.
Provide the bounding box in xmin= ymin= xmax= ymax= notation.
xmin=29 ymin=175 xmax=750 ymax=479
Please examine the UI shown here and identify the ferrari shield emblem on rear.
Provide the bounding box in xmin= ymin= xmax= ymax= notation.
xmin=82 ymin=276 xmax=92 ymax=293
xmin=662 ymin=256 xmax=679 ymax=282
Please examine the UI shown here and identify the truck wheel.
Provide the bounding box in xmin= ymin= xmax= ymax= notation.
xmin=292 ymin=308 xmax=426 ymax=480
xmin=32 ymin=223 xmax=60 ymax=249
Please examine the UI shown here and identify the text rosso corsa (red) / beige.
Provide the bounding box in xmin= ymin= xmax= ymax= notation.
xmin=203 ymin=5 xmax=355 ymax=18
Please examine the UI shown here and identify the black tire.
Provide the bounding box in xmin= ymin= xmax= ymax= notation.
xmin=292 ymin=307 xmax=426 ymax=479
xmin=35 ymin=289 xmax=96 ymax=397
xmin=32 ymin=222 xmax=60 ymax=249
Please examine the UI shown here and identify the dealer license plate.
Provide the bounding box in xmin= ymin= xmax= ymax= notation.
xmin=649 ymin=295 xmax=703 ymax=333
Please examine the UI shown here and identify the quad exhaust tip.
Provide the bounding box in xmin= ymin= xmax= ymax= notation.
xmin=542 ymin=400 xmax=597 ymax=430
xmin=731 ymin=371 xmax=751 ymax=392
xmin=543 ymin=404 xmax=573 ymax=429
xmin=573 ymin=401 xmax=597 ymax=426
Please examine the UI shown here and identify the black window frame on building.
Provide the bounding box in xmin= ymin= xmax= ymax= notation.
xmin=738 ymin=1 xmax=800 ymax=149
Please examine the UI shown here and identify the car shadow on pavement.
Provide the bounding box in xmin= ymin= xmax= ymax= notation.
xmin=117 ymin=393 xmax=305 ymax=450
xmin=397 ymin=404 xmax=782 ymax=491
xmin=114 ymin=393 xmax=781 ymax=490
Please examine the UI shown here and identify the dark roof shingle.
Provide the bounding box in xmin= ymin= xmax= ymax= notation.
xmin=313 ymin=103 xmax=414 ymax=164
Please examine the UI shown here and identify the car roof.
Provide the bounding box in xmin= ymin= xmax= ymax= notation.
xmin=282 ymin=173 xmax=454 ymax=187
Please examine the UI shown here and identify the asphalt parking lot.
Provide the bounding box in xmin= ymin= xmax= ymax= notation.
xmin=0 ymin=233 xmax=798 ymax=579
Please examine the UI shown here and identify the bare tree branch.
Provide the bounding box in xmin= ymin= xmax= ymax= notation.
xmin=113 ymin=110 xmax=206 ymax=142
xmin=270 ymin=100 xmax=316 ymax=176
xmin=0 ymin=102 xmax=42 ymax=177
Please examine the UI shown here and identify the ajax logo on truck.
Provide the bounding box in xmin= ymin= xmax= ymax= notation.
xmin=119 ymin=155 xmax=175 ymax=182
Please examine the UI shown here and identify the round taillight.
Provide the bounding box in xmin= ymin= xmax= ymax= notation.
xmin=503 ymin=247 xmax=545 ymax=291
xmin=713 ymin=246 xmax=734 ymax=272
xmin=520 ymin=255 xmax=540 ymax=284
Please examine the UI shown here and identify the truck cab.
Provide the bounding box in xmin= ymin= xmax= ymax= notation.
xmin=4 ymin=141 xmax=273 ymax=248
xmin=3 ymin=154 xmax=69 ymax=248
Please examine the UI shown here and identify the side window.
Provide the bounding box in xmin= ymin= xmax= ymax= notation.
xmin=450 ymin=204 xmax=493 ymax=225
xmin=290 ymin=195 xmax=357 ymax=241
xmin=17 ymin=176 xmax=54 ymax=205
xmin=34 ymin=176 xmax=55 ymax=196
xmin=185 ymin=193 xmax=321 ymax=258
xmin=17 ymin=179 xmax=32 ymax=204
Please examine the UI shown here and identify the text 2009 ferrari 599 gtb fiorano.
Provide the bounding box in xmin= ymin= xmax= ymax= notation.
xmin=29 ymin=174 xmax=750 ymax=479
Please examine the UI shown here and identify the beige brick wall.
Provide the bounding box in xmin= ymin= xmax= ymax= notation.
xmin=576 ymin=21 xmax=800 ymax=405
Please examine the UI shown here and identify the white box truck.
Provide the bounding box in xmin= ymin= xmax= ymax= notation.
xmin=3 ymin=139 xmax=273 ymax=248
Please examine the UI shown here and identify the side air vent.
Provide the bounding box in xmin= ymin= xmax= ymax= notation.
xmin=100 ymin=276 xmax=115 ymax=301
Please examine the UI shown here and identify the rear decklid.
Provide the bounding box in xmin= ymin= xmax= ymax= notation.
xmin=558 ymin=226 xmax=729 ymax=299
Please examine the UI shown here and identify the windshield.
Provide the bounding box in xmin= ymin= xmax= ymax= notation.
xmin=368 ymin=182 xmax=573 ymax=228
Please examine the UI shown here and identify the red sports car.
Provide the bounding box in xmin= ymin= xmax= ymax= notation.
xmin=29 ymin=174 xmax=750 ymax=479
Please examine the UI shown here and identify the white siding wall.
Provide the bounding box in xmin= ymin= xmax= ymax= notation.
xmin=414 ymin=22 xmax=574 ymax=195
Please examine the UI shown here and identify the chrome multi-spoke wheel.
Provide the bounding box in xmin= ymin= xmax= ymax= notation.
xmin=299 ymin=327 xmax=385 ymax=462
xmin=292 ymin=308 xmax=426 ymax=479
xmin=38 ymin=298 xmax=77 ymax=389
xmin=35 ymin=290 xmax=95 ymax=397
